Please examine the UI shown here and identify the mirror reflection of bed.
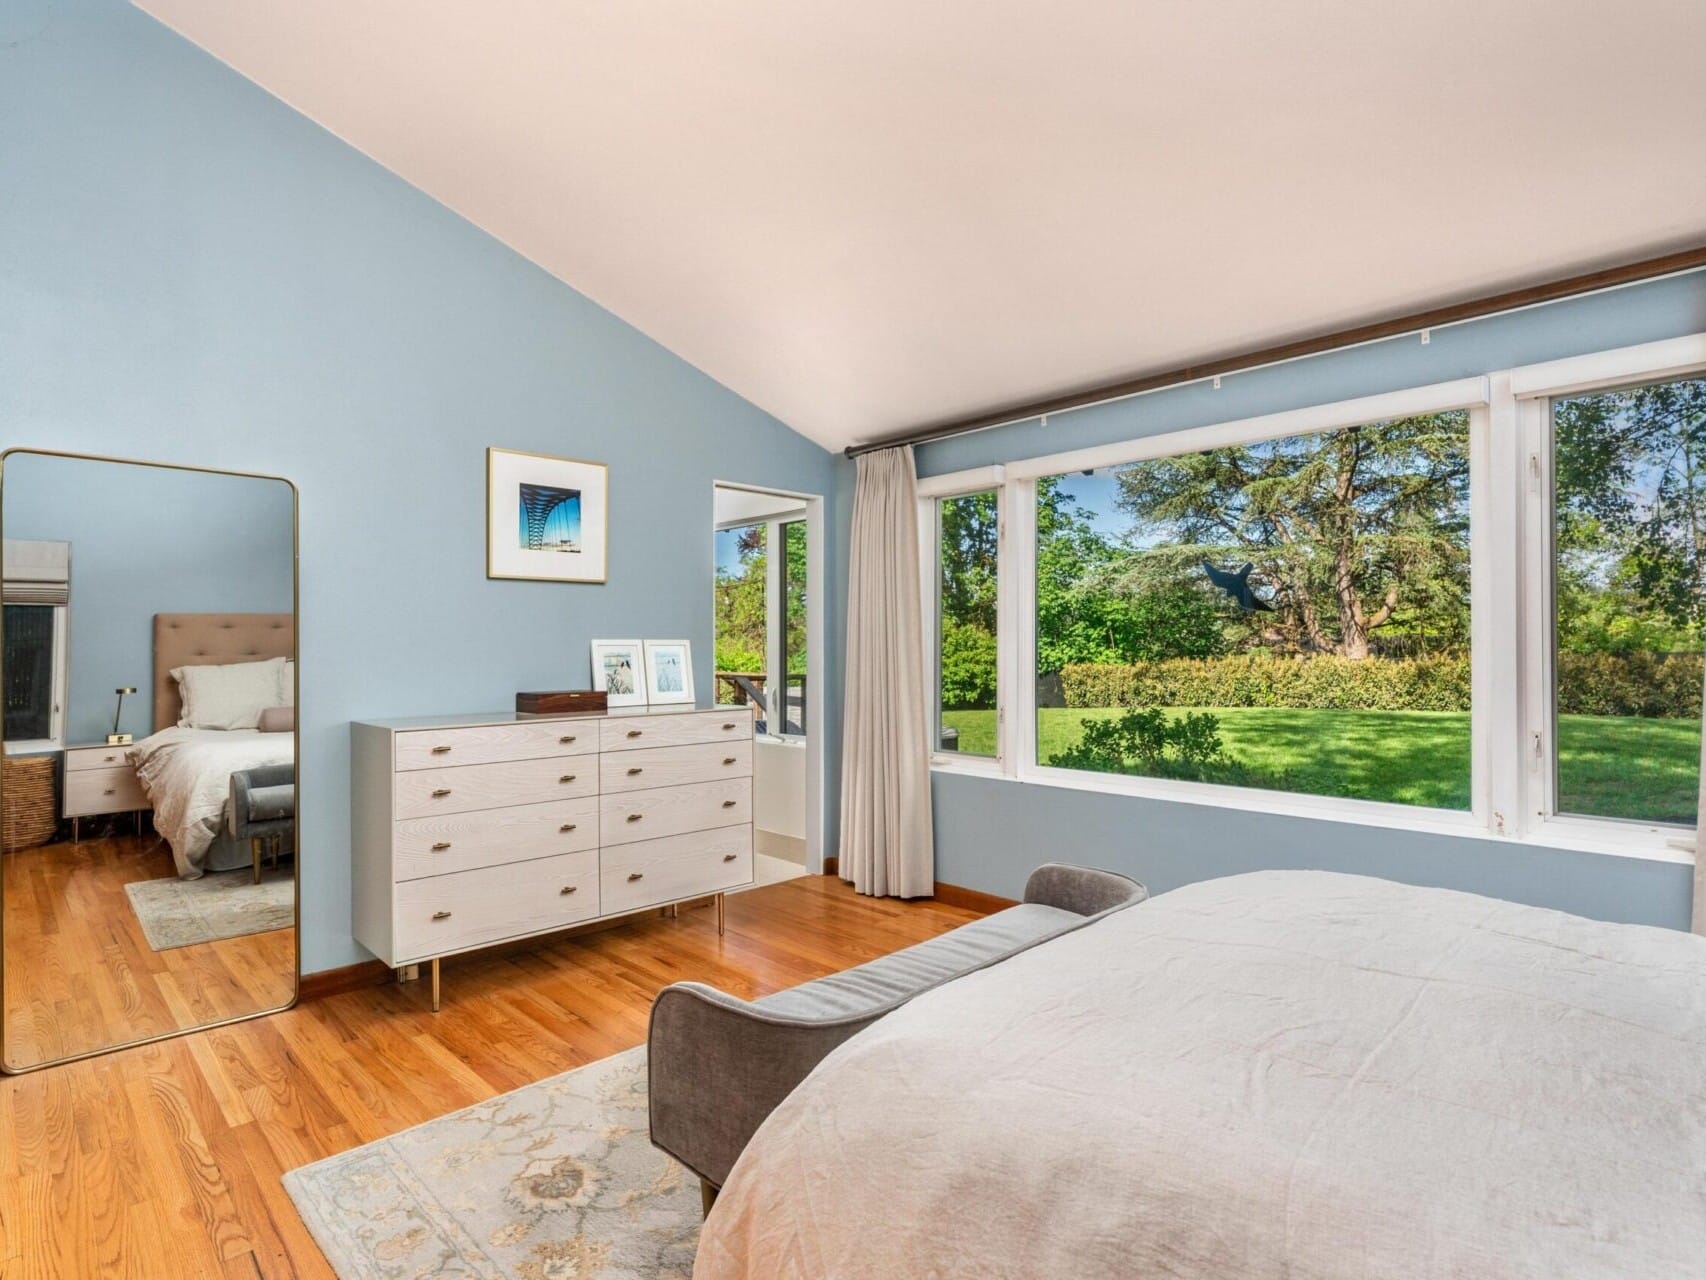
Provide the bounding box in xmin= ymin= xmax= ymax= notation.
xmin=1 ymin=451 xmax=298 ymax=1073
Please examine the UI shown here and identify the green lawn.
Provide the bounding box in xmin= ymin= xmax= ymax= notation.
xmin=940 ymin=706 xmax=1701 ymax=822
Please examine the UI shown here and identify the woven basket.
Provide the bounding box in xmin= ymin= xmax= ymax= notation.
xmin=2 ymin=754 xmax=58 ymax=852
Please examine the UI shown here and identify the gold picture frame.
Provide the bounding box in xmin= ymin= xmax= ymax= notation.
xmin=486 ymin=447 xmax=610 ymax=583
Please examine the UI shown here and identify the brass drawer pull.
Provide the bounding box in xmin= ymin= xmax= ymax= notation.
xmin=560 ymin=885 xmax=578 ymax=895
xmin=626 ymin=729 xmax=643 ymax=739
xmin=103 ymin=788 xmax=116 ymax=796
xmin=560 ymin=823 xmax=578 ymax=833
xmin=722 ymin=757 xmax=737 ymax=765
xmin=627 ymin=872 xmax=644 ymax=882
xmin=559 ymin=774 xmax=577 ymax=784
xmin=432 ymin=910 xmax=452 ymax=920
xmin=430 ymin=745 xmax=452 ymax=755
xmin=559 ymin=734 xmax=577 ymax=744
xmin=626 ymin=814 xmax=643 ymax=823
xmin=627 ymin=767 xmax=643 ymax=776
xmin=721 ymin=800 xmax=737 ymax=808
xmin=431 ymin=841 xmax=452 ymax=851
xmin=723 ymin=722 xmax=737 ymax=730
xmin=432 ymin=788 xmax=452 ymax=798
xmin=722 ymin=853 xmax=738 ymax=863
xmin=104 ymin=755 xmax=119 ymax=763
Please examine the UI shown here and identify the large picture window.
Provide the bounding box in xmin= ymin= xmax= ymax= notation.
xmin=1549 ymin=374 xmax=1706 ymax=826
xmin=1033 ymin=413 xmax=1472 ymax=808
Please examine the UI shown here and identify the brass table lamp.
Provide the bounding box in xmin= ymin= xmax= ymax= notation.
xmin=108 ymin=686 xmax=137 ymax=745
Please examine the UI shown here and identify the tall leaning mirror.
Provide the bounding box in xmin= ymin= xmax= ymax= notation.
xmin=0 ymin=449 xmax=298 ymax=1073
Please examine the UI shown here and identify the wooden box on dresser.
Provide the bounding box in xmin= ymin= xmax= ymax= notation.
xmin=351 ymin=706 xmax=754 ymax=1010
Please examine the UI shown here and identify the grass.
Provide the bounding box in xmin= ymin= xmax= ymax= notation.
xmin=940 ymin=706 xmax=1701 ymax=823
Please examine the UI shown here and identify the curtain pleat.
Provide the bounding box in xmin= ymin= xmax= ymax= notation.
xmin=837 ymin=446 xmax=934 ymax=898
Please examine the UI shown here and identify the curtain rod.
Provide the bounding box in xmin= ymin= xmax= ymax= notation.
xmin=843 ymin=244 xmax=1706 ymax=459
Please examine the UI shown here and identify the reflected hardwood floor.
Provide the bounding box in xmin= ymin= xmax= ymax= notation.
xmin=0 ymin=874 xmax=984 ymax=1279
xmin=3 ymin=833 xmax=295 ymax=1070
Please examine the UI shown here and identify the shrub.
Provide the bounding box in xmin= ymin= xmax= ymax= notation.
xmin=1056 ymin=650 xmax=1704 ymax=718
xmin=1556 ymin=651 xmax=1702 ymax=718
xmin=1059 ymin=653 xmax=1472 ymax=713
xmin=940 ymin=619 xmax=998 ymax=709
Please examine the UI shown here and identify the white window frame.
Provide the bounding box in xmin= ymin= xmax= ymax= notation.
xmin=919 ymin=466 xmax=1008 ymax=772
xmin=3 ymin=601 xmax=68 ymax=755
xmin=1511 ymin=333 xmax=1706 ymax=858
xmin=916 ymin=363 xmax=1706 ymax=865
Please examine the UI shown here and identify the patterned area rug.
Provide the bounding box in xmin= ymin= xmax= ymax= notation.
xmin=124 ymin=865 xmax=294 ymax=951
xmin=283 ymin=1047 xmax=701 ymax=1280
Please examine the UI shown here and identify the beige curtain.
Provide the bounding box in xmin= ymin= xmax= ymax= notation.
xmin=838 ymin=445 xmax=935 ymax=898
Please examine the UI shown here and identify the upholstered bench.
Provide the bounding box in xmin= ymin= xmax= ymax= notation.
xmin=648 ymin=863 xmax=1147 ymax=1206
xmin=229 ymin=763 xmax=295 ymax=884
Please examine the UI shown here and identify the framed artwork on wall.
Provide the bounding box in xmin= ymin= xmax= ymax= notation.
xmin=643 ymin=640 xmax=694 ymax=705
xmin=487 ymin=447 xmax=608 ymax=583
xmin=590 ymin=639 xmax=647 ymax=707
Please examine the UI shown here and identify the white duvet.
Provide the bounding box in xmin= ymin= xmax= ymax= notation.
xmin=130 ymin=727 xmax=294 ymax=878
xmin=699 ymin=870 xmax=1706 ymax=1279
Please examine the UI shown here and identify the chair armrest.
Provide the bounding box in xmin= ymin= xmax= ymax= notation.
xmin=1022 ymin=863 xmax=1148 ymax=917
xmin=229 ymin=763 xmax=296 ymax=836
xmin=647 ymin=983 xmax=883 ymax=1187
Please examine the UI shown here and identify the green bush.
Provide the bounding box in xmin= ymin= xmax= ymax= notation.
xmin=1059 ymin=653 xmax=1472 ymax=713
xmin=1556 ymin=651 xmax=1702 ymax=718
xmin=1057 ymin=651 xmax=1704 ymax=718
xmin=940 ymin=619 xmax=997 ymax=709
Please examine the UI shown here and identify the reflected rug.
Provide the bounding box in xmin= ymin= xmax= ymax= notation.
xmin=283 ymin=1047 xmax=701 ymax=1280
xmin=124 ymin=864 xmax=294 ymax=950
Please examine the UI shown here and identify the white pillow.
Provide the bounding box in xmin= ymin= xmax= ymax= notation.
xmin=172 ymin=657 xmax=287 ymax=730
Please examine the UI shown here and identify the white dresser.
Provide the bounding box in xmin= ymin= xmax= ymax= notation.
xmin=350 ymin=706 xmax=754 ymax=1009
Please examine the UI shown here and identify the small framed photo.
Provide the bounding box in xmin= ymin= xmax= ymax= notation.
xmin=643 ymin=640 xmax=695 ymax=705
xmin=488 ymin=447 xmax=608 ymax=583
xmin=590 ymin=639 xmax=647 ymax=708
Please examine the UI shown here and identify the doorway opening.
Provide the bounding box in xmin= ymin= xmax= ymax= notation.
xmin=713 ymin=482 xmax=825 ymax=887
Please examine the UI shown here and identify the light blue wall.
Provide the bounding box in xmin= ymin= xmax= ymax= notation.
xmin=899 ymin=271 xmax=1706 ymax=928
xmin=0 ymin=0 xmax=838 ymax=972
xmin=4 ymin=453 xmax=294 ymax=744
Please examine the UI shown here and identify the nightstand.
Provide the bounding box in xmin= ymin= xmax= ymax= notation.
xmin=63 ymin=745 xmax=151 ymax=842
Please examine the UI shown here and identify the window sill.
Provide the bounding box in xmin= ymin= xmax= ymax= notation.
xmin=929 ymin=758 xmax=1694 ymax=868
xmin=3 ymin=739 xmax=61 ymax=757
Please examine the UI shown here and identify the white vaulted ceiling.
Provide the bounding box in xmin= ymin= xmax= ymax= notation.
xmin=135 ymin=0 xmax=1706 ymax=451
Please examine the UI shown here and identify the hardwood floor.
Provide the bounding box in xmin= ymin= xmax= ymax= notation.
xmin=3 ymin=834 xmax=295 ymax=1070
xmin=0 ymin=874 xmax=984 ymax=1279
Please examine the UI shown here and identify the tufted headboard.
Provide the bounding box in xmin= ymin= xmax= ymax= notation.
xmin=153 ymin=613 xmax=295 ymax=732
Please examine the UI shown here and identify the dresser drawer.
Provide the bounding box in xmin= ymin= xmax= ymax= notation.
xmin=600 ymin=777 xmax=750 ymax=846
xmin=393 ymin=849 xmax=600 ymax=962
xmin=394 ymin=720 xmax=598 ymax=771
xmin=601 ymin=827 xmax=751 ymax=914
xmin=600 ymin=740 xmax=752 ymax=795
xmin=65 ymin=746 xmax=134 ymax=773
xmin=599 ymin=710 xmax=752 ymax=753
xmin=394 ymin=756 xmax=596 ymax=820
xmin=394 ymin=796 xmax=599 ymax=881
xmin=64 ymin=767 xmax=148 ymax=818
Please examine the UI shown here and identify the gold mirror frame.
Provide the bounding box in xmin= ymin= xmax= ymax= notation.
xmin=0 ymin=447 xmax=300 ymax=1074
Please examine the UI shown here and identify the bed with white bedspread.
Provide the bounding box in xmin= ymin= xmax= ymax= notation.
xmin=697 ymin=870 xmax=1706 ymax=1279
xmin=131 ymin=727 xmax=294 ymax=878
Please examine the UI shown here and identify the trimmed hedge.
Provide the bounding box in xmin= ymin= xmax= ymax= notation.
xmin=1058 ymin=652 xmax=1704 ymax=718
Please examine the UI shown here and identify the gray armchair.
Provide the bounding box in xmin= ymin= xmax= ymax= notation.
xmin=648 ymin=863 xmax=1147 ymax=1209
xmin=229 ymin=763 xmax=295 ymax=884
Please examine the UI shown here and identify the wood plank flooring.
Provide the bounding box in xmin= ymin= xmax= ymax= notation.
xmin=0 ymin=875 xmax=984 ymax=1279
xmin=3 ymin=835 xmax=295 ymax=1070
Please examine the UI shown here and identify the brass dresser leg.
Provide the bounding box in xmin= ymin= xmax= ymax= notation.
xmin=430 ymin=956 xmax=441 ymax=1013
xmin=716 ymin=892 xmax=726 ymax=937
